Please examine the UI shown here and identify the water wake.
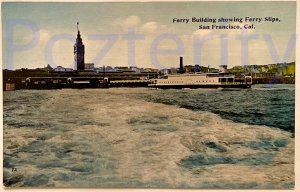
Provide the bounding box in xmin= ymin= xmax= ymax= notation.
xmin=3 ymin=88 xmax=294 ymax=188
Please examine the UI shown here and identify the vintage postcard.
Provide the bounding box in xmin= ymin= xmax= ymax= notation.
xmin=2 ymin=1 xmax=297 ymax=189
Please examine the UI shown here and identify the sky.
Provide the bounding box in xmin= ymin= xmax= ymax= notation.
xmin=1 ymin=1 xmax=297 ymax=70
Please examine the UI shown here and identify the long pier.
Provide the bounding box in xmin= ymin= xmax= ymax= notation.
xmin=110 ymin=80 xmax=151 ymax=87
xmin=3 ymin=69 xmax=159 ymax=91
xmin=3 ymin=77 xmax=153 ymax=90
xmin=4 ymin=76 xmax=110 ymax=90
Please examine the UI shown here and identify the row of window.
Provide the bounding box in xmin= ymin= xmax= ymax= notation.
xmin=219 ymin=78 xmax=234 ymax=82
xmin=160 ymin=78 xmax=236 ymax=84
xmin=163 ymin=81 xmax=184 ymax=84
xmin=195 ymin=80 xmax=215 ymax=83
xmin=162 ymin=80 xmax=216 ymax=84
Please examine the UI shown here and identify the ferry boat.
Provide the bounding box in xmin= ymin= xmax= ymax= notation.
xmin=148 ymin=57 xmax=252 ymax=89
xmin=148 ymin=73 xmax=252 ymax=89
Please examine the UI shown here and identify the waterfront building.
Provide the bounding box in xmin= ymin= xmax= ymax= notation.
xmin=184 ymin=65 xmax=195 ymax=73
xmin=105 ymin=66 xmax=115 ymax=72
xmin=54 ymin=66 xmax=73 ymax=72
xmin=74 ymin=22 xmax=85 ymax=71
xmin=194 ymin=65 xmax=201 ymax=72
xmin=115 ymin=66 xmax=130 ymax=72
xmin=144 ymin=68 xmax=159 ymax=73
xmin=130 ymin=66 xmax=141 ymax=73
xmin=170 ymin=67 xmax=178 ymax=74
xmin=161 ymin=68 xmax=170 ymax=75
xmin=85 ymin=63 xmax=95 ymax=71
xmin=219 ymin=65 xmax=228 ymax=73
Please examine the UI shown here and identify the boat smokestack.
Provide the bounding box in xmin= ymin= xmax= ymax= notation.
xmin=179 ymin=56 xmax=185 ymax=74
xmin=180 ymin=56 xmax=183 ymax=67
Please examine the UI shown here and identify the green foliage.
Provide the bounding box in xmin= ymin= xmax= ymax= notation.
xmin=227 ymin=62 xmax=295 ymax=76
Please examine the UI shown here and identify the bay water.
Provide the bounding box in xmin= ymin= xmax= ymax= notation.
xmin=3 ymin=84 xmax=295 ymax=188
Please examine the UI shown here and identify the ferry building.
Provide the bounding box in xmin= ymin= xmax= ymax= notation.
xmin=74 ymin=22 xmax=85 ymax=71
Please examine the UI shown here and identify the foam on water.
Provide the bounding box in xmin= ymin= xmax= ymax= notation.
xmin=3 ymin=88 xmax=294 ymax=188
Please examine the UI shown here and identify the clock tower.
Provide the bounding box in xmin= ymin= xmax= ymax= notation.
xmin=74 ymin=22 xmax=85 ymax=71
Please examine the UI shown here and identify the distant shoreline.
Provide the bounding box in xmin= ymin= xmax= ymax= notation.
xmin=3 ymin=69 xmax=295 ymax=91
xmin=252 ymin=77 xmax=295 ymax=84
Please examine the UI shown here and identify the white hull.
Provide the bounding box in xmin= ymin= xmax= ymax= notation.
xmin=149 ymin=73 xmax=252 ymax=89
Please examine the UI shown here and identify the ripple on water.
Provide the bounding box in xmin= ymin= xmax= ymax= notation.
xmin=128 ymin=115 xmax=178 ymax=132
xmin=180 ymin=152 xmax=276 ymax=168
xmin=3 ymin=89 xmax=294 ymax=188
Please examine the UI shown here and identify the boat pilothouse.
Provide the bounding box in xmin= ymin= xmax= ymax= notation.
xmin=148 ymin=57 xmax=252 ymax=89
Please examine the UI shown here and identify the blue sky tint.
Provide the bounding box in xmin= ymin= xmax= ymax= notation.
xmin=2 ymin=2 xmax=296 ymax=69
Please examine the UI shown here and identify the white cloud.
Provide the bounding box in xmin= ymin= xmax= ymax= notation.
xmin=39 ymin=29 xmax=51 ymax=43
xmin=113 ymin=16 xmax=173 ymax=36
xmin=140 ymin=22 xmax=169 ymax=34
xmin=113 ymin=15 xmax=141 ymax=31
xmin=192 ymin=29 xmax=213 ymax=38
xmin=124 ymin=15 xmax=141 ymax=28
